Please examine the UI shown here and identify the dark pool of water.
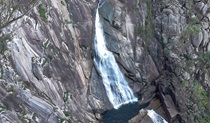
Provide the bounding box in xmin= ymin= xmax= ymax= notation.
xmin=103 ymin=102 xmax=149 ymax=123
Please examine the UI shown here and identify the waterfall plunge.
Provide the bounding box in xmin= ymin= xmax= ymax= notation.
xmin=147 ymin=110 xmax=168 ymax=123
xmin=94 ymin=9 xmax=138 ymax=109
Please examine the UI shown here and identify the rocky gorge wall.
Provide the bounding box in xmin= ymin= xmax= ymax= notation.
xmin=0 ymin=0 xmax=98 ymax=122
xmin=0 ymin=0 xmax=210 ymax=123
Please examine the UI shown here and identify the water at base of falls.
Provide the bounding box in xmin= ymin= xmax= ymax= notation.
xmin=94 ymin=9 xmax=138 ymax=109
xmin=147 ymin=110 xmax=168 ymax=123
xmin=103 ymin=103 xmax=148 ymax=123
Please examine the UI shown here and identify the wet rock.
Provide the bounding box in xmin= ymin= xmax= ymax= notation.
xmin=140 ymin=116 xmax=153 ymax=123
xmin=95 ymin=113 xmax=102 ymax=120
xmin=133 ymin=82 xmax=141 ymax=93
xmin=129 ymin=98 xmax=167 ymax=123
xmin=89 ymin=67 xmax=111 ymax=110
xmin=128 ymin=109 xmax=147 ymax=123
xmin=98 ymin=0 xmax=114 ymax=24
xmin=139 ymin=109 xmax=147 ymax=116
xmin=112 ymin=7 xmax=123 ymax=29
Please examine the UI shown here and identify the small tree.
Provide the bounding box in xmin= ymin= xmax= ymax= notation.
xmin=197 ymin=52 xmax=210 ymax=70
xmin=181 ymin=23 xmax=201 ymax=41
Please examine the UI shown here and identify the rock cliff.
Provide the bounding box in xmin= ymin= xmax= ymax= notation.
xmin=0 ymin=0 xmax=210 ymax=123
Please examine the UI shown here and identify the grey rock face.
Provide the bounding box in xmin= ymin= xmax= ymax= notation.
xmin=192 ymin=31 xmax=203 ymax=48
xmin=0 ymin=0 xmax=98 ymax=122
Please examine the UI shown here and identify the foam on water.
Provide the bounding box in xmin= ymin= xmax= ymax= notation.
xmin=147 ymin=110 xmax=168 ymax=123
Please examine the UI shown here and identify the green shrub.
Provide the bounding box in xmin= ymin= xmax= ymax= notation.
xmin=42 ymin=39 xmax=50 ymax=50
xmin=59 ymin=118 xmax=71 ymax=123
xmin=207 ymin=7 xmax=210 ymax=13
xmin=138 ymin=0 xmax=154 ymax=41
xmin=194 ymin=80 xmax=210 ymax=122
xmin=0 ymin=106 xmax=7 ymax=112
xmin=65 ymin=0 xmax=72 ymax=19
xmin=197 ymin=52 xmax=210 ymax=69
xmin=190 ymin=16 xmax=200 ymax=24
xmin=0 ymin=34 xmax=11 ymax=53
xmin=38 ymin=5 xmax=47 ymax=22
xmin=63 ymin=92 xmax=69 ymax=102
xmin=63 ymin=111 xmax=70 ymax=117
xmin=181 ymin=24 xmax=201 ymax=40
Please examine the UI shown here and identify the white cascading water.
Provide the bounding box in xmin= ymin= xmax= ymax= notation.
xmin=147 ymin=110 xmax=168 ymax=123
xmin=94 ymin=8 xmax=138 ymax=109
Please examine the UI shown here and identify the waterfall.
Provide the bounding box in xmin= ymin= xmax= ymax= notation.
xmin=93 ymin=8 xmax=138 ymax=109
xmin=147 ymin=110 xmax=168 ymax=123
